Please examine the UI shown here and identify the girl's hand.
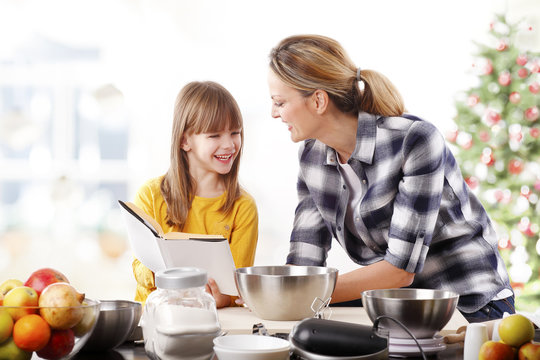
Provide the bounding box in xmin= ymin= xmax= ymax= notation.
xmin=206 ymin=278 xmax=231 ymax=308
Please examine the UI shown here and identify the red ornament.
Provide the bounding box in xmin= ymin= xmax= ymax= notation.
xmin=481 ymin=151 xmax=495 ymax=166
xmin=509 ymin=92 xmax=521 ymax=104
xmin=467 ymin=94 xmax=480 ymax=107
xmin=486 ymin=110 xmax=501 ymax=126
xmin=518 ymin=68 xmax=528 ymax=78
xmin=525 ymin=106 xmax=539 ymax=122
xmin=465 ymin=176 xmax=479 ymax=189
xmin=530 ymin=127 xmax=540 ymax=138
xmin=498 ymin=72 xmax=511 ymax=86
xmin=494 ymin=189 xmax=504 ymax=202
xmin=446 ymin=130 xmax=458 ymax=143
xmin=516 ymin=54 xmax=528 ymax=66
xmin=479 ymin=130 xmax=491 ymax=142
xmin=483 ymin=60 xmax=493 ymax=75
xmin=529 ymin=82 xmax=539 ymax=94
xmin=508 ymin=159 xmax=524 ymax=174
xmin=496 ymin=40 xmax=507 ymax=51
xmin=531 ymin=62 xmax=540 ymax=73
xmin=509 ymin=130 xmax=523 ymax=142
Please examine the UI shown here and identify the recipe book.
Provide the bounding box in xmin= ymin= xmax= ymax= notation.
xmin=118 ymin=200 xmax=238 ymax=295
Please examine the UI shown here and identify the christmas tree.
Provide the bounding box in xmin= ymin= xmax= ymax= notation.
xmin=447 ymin=14 xmax=540 ymax=311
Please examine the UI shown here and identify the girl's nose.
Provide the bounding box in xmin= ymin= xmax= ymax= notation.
xmin=221 ymin=135 xmax=235 ymax=150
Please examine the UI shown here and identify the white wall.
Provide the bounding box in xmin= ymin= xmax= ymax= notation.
xmin=1 ymin=0 xmax=538 ymax=299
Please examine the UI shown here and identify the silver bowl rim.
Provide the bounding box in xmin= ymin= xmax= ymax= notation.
xmin=236 ymin=265 xmax=339 ymax=277
xmin=362 ymin=288 xmax=459 ymax=301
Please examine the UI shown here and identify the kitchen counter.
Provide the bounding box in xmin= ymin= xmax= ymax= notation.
xmin=216 ymin=305 xmax=469 ymax=335
xmin=71 ymin=307 xmax=470 ymax=360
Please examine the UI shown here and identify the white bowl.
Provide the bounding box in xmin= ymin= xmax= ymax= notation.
xmin=213 ymin=335 xmax=290 ymax=360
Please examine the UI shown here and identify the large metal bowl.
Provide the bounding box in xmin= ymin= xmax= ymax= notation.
xmin=81 ymin=300 xmax=142 ymax=352
xmin=362 ymin=288 xmax=459 ymax=339
xmin=235 ymin=266 xmax=338 ymax=321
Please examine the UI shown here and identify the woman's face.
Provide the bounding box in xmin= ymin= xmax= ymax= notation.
xmin=267 ymin=69 xmax=320 ymax=143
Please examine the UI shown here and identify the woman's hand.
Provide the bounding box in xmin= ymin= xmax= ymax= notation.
xmin=206 ymin=278 xmax=231 ymax=308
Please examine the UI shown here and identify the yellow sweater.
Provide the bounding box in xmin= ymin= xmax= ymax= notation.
xmin=131 ymin=176 xmax=258 ymax=304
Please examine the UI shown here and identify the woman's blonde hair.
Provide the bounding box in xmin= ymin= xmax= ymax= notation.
xmin=161 ymin=81 xmax=243 ymax=228
xmin=269 ymin=34 xmax=405 ymax=116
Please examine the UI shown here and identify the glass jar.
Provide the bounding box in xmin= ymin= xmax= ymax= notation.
xmin=141 ymin=267 xmax=221 ymax=360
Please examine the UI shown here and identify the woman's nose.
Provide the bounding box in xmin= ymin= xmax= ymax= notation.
xmin=271 ymin=105 xmax=279 ymax=118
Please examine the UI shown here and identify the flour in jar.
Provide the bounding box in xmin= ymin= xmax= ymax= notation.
xmin=154 ymin=304 xmax=220 ymax=335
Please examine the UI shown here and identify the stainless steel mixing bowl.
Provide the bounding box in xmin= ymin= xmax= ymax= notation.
xmin=235 ymin=266 xmax=338 ymax=320
xmin=362 ymin=288 xmax=459 ymax=339
xmin=81 ymin=299 xmax=142 ymax=352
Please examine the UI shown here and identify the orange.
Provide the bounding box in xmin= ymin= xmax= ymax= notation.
xmin=13 ymin=314 xmax=51 ymax=352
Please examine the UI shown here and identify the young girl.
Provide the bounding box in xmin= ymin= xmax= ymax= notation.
xmin=132 ymin=81 xmax=258 ymax=308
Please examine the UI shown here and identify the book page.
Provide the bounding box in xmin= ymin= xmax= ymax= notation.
xmin=157 ymin=237 xmax=238 ymax=296
xmin=119 ymin=201 xmax=167 ymax=272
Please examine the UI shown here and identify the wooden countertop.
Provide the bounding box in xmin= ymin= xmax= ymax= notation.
xmin=217 ymin=306 xmax=468 ymax=335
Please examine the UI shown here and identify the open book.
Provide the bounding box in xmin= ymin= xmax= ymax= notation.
xmin=118 ymin=200 xmax=238 ymax=295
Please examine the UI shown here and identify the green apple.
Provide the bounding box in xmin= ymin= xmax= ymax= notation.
xmin=3 ymin=286 xmax=39 ymax=321
xmin=0 ymin=309 xmax=14 ymax=343
xmin=0 ymin=279 xmax=23 ymax=296
xmin=72 ymin=304 xmax=98 ymax=337
xmin=499 ymin=314 xmax=535 ymax=347
xmin=0 ymin=338 xmax=32 ymax=360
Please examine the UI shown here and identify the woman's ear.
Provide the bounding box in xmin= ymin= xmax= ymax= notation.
xmin=312 ymin=89 xmax=329 ymax=114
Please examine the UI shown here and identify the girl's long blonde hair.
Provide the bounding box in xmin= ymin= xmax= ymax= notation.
xmin=161 ymin=81 xmax=243 ymax=228
xmin=269 ymin=34 xmax=405 ymax=117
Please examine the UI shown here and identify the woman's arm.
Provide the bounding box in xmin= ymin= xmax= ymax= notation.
xmin=330 ymin=260 xmax=414 ymax=303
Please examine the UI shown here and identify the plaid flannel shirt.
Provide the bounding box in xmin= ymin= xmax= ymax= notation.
xmin=286 ymin=112 xmax=512 ymax=313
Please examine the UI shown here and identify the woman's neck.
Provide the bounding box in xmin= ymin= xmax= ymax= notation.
xmin=317 ymin=111 xmax=358 ymax=163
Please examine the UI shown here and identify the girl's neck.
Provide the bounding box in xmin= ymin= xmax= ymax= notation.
xmin=191 ymin=170 xmax=226 ymax=198
xmin=317 ymin=111 xmax=358 ymax=163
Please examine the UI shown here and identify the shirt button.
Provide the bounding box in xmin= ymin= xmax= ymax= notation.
xmin=337 ymin=226 xmax=342 ymax=231
xmin=362 ymin=179 xmax=367 ymax=184
xmin=342 ymin=185 xmax=346 ymax=189
xmin=355 ymin=217 xmax=360 ymax=222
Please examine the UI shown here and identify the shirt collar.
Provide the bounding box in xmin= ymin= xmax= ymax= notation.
xmin=324 ymin=111 xmax=378 ymax=166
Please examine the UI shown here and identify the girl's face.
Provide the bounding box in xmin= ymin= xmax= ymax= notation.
xmin=183 ymin=127 xmax=242 ymax=177
xmin=267 ymin=69 xmax=320 ymax=143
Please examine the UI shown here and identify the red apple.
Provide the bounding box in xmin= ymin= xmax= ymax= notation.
xmin=519 ymin=342 xmax=540 ymax=360
xmin=24 ymin=268 xmax=69 ymax=296
xmin=36 ymin=329 xmax=75 ymax=360
xmin=479 ymin=340 xmax=515 ymax=360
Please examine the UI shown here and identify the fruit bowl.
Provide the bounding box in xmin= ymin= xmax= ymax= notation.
xmin=0 ymin=299 xmax=100 ymax=360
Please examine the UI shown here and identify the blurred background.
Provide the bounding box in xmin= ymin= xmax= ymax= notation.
xmin=0 ymin=0 xmax=538 ymax=310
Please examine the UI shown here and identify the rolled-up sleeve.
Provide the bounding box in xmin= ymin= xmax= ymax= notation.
xmin=287 ymin=144 xmax=332 ymax=266
xmin=384 ymin=121 xmax=446 ymax=273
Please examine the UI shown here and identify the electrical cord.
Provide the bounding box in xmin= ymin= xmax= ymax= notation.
xmin=372 ymin=315 xmax=427 ymax=360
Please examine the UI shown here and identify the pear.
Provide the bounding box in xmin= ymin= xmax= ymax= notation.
xmin=39 ymin=282 xmax=85 ymax=330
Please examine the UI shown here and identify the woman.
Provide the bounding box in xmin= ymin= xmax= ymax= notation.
xmin=267 ymin=34 xmax=514 ymax=322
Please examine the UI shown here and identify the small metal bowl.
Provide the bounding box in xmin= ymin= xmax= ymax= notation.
xmin=235 ymin=266 xmax=338 ymax=321
xmin=81 ymin=300 xmax=142 ymax=352
xmin=362 ymin=288 xmax=459 ymax=339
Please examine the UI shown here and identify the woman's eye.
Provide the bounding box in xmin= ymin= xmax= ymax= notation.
xmin=208 ymin=134 xmax=220 ymax=138
xmin=274 ymin=102 xmax=283 ymax=107
xmin=231 ymin=131 xmax=241 ymax=136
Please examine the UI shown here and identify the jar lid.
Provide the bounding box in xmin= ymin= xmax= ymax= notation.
xmin=155 ymin=267 xmax=208 ymax=289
